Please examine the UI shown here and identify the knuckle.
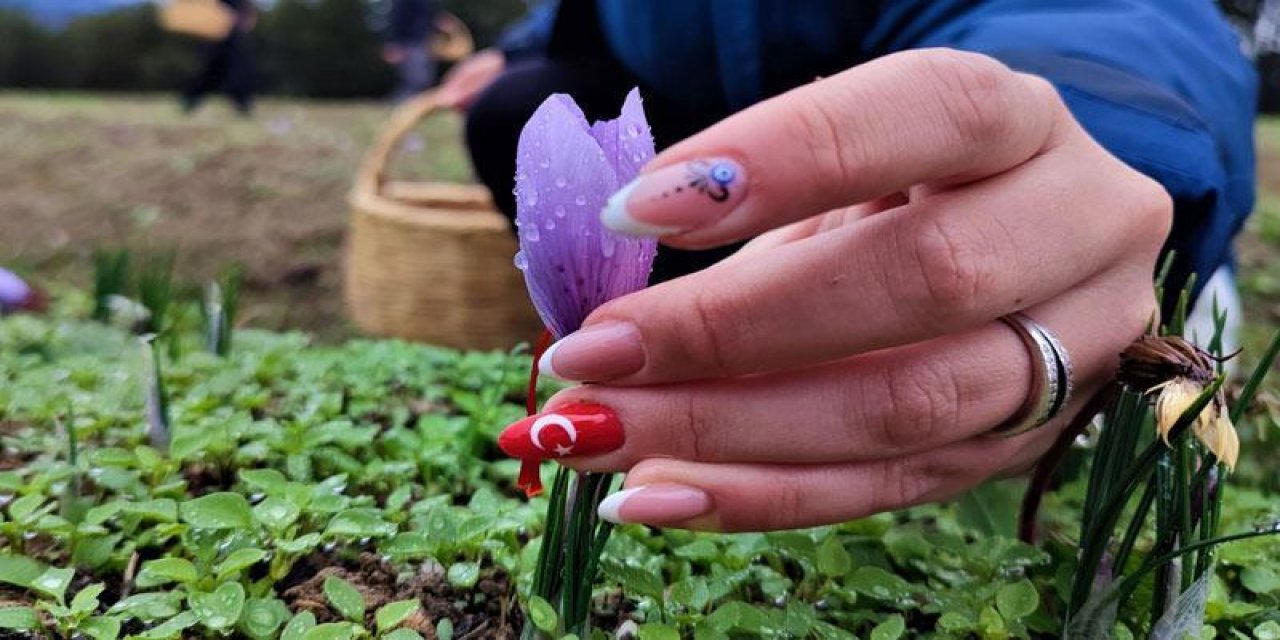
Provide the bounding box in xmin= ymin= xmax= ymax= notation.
xmin=874 ymin=361 xmax=960 ymax=452
xmin=872 ymin=459 xmax=936 ymax=513
xmin=1126 ymin=175 xmax=1174 ymax=247
xmin=759 ymin=482 xmax=809 ymax=531
xmin=788 ymin=91 xmax=864 ymax=188
xmin=680 ymin=290 xmax=740 ymax=375
xmin=906 ymin=216 xmax=995 ymax=319
xmin=916 ymin=49 xmax=1020 ymax=147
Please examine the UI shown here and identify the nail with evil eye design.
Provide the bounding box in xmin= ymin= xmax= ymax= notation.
xmin=601 ymin=158 xmax=747 ymax=236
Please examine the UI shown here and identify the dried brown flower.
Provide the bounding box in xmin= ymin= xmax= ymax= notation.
xmin=1118 ymin=335 xmax=1239 ymax=470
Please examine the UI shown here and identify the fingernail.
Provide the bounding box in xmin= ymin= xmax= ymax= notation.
xmin=539 ymin=322 xmax=644 ymax=382
xmin=597 ymin=485 xmax=714 ymax=525
xmin=498 ymin=402 xmax=625 ymax=460
xmin=601 ymin=158 xmax=747 ymax=236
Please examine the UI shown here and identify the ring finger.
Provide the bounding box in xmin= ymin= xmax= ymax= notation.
xmin=536 ymin=272 xmax=1149 ymax=471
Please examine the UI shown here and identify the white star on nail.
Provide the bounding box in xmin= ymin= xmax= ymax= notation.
xmin=553 ymin=444 xmax=574 ymax=456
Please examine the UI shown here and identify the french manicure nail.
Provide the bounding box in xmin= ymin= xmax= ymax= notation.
xmin=538 ymin=322 xmax=645 ymax=381
xmin=597 ymin=485 xmax=714 ymax=525
xmin=601 ymin=158 xmax=747 ymax=236
xmin=498 ymin=402 xmax=625 ymax=460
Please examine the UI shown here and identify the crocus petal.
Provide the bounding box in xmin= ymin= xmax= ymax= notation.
xmin=514 ymin=91 xmax=658 ymax=339
xmin=0 ymin=268 xmax=31 ymax=310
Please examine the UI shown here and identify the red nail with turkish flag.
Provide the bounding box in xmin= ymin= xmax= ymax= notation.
xmin=499 ymin=402 xmax=624 ymax=497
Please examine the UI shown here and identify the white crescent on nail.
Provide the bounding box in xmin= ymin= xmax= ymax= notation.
xmin=529 ymin=413 xmax=578 ymax=452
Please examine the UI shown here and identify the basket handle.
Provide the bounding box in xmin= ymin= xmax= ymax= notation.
xmin=355 ymin=91 xmax=444 ymax=196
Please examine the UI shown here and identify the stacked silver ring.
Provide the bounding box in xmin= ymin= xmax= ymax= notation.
xmin=991 ymin=312 xmax=1074 ymax=437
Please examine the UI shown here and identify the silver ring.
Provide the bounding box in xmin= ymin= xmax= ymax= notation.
xmin=991 ymin=313 xmax=1074 ymax=437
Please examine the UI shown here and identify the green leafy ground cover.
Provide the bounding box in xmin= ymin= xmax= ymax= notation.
xmin=1 ymin=293 xmax=1279 ymax=639
xmin=1 ymin=95 xmax=1278 ymax=638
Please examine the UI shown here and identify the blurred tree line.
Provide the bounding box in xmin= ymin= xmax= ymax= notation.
xmin=0 ymin=0 xmax=528 ymax=97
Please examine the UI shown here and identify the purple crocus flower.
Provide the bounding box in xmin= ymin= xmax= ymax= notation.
xmin=513 ymin=89 xmax=658 ymax=340
xmin=0 ymin=268 xmax=33 ymax=314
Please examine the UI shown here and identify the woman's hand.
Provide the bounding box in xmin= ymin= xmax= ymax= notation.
xmin=534 ymin=48 xmax=1173 ymax=532
xmin=436 ymin=48 xmax=505 ymax=110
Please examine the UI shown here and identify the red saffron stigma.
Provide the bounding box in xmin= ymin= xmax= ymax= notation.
xmin=517 ymin=329 xmax=555 ymax=497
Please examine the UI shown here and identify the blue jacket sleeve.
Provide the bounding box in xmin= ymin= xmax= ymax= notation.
xmin=869 ymin=0 xmax=1258 ymax=308
xmin=496 ymin=1 xmax=559 ymax=60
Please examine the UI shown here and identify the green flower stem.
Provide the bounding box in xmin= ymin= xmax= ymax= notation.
xmin=1068 ymin=376 xmax=1224 ymax=614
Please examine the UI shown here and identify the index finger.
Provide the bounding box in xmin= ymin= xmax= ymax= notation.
xmin=602 ymin=48 xmax=1062 ymax=248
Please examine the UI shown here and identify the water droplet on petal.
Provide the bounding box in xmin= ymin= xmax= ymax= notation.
xmin=538 ymin=159 xmax=550 ymax=169
xmin=524 ymin=192 xmax=539 ymax=207
xmin=554 ymin=177 xmax=567 ymax=188
xmin=574 ymin=195 xmax=587 ymax=206
xmin=513 ymin=251 xmax=528 ymax=270
xmin=600 ymin=233 xmax=616 ymax=258
xmin=524 ymin=225 xmax=541 ymax=242
xmin=544 ymin=219 xmax=556 ymax=230
xmin=554 ymin=206 xmax=567 ymax=218
xmin=626 ymin=124 xmax=641 ymax=138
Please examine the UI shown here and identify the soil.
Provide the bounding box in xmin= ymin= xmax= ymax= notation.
xmin=0 ymin=94 xmax=471 ymax=342
xmin=280 ymin=551 xmax=522 ymax=639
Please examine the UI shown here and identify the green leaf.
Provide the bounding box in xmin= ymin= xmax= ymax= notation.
xmin=870 ymin=614 xmax=905 ymax=640
xmin=134 ymin=611 xmax=199 ymax=640
xmin=1241 ymin=565 xmax=1280 ymax=595
xmin=0 ymin=554 xmax=46 ymax=591
xmin=1255 ymin=621 xmax=1280 ymax=640
xmin=527 ymin=596 xmax=557 ymax=632
xmin=707 ymin=602 xmax=773 ymax=633
xmin=607 ymin=562 xmax=665 ymax=600
xmin=638 ymin=624 xmax=680 ymax=640
xmin=109 ymin=593 xmax=182 ymax=621
xmin=72 ymin=534 xmax=121 ymax=569
xmin=240 ymin=469 xmax=289 ymax=495
xmin=446 ymin=562 xmax=480 ymax=589
xmin=31 ymin=566 xmax=74 ymax=603
xmin=239 ymin=597 xmax=291 ymax=640
xmin=383 ymin=630 xmax=425 ymax=640
xmin=80 ymin=615 xmax=122 ymax=640
xmin=215 ymin=548 xmax=267 ymax=580
xmin=324 ymin=508 xmax=397 ymax=539
xmin=323 ymin=576 xmax=366 ymax=622
xmin=119 ymin=499 xmax=178 ymax=523
xmin=253 ymin=497 xmax=301 ymax=531
xmin=995 ymin=579 xmax=1039 ymax=620
xmin=846 ymin=566 xmax=915 ymax=604
xmin=669 ymin=577 xmax=711 ymax=611
xmin=435 ymin=618 xmax=453 ymax=640
xmin=0 ymin=607 xmax=40 ymax=631
xmin=71 ymin=583 xmax=105 ymax=614
xmin=375 ymin=599 xmax=420 ymax=632
xmin=9 ymin=494 xmax=46 ymax=522
xmin=302 ymin=622 xmax=355 ymax=640
xmin=136 ymin=558 xmax=198 ymax=588
xmin=281 ymin=611 xmax=317 ymax=640
xmin=955 ymin=480 xmax=1021 ymax=538
xmin=380 ymin=532 xmax=434 ymax=559
xmin=180 ymin=492 xmax=253 ymax=530
xmin=816 ymin=536 xmax=852 ymax=578
xmin=276 ymin=533 xmax=323 ymax=555
xmin=189 ymin=582 xmax=247 ymax=631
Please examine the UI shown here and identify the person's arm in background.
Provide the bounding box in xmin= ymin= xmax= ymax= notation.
xmin=869 ymin=0 xmax=1257 ymax=313
xmin=437 ymin=0 xmax=560 ymax=109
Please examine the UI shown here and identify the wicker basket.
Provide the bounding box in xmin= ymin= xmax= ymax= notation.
xmin=158 ymin=0 xmax=235 ymax=41
xmin=345 ymin=92 xmax=542 ymax=351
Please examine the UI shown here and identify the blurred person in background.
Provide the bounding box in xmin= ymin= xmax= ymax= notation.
xmin=384 ymin=0 xmax=441 ymax=102
xmin=182 ymin=0 xmax=258 ymax=116
xmin=442 ymin=0 xmax=1260 ymax=532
